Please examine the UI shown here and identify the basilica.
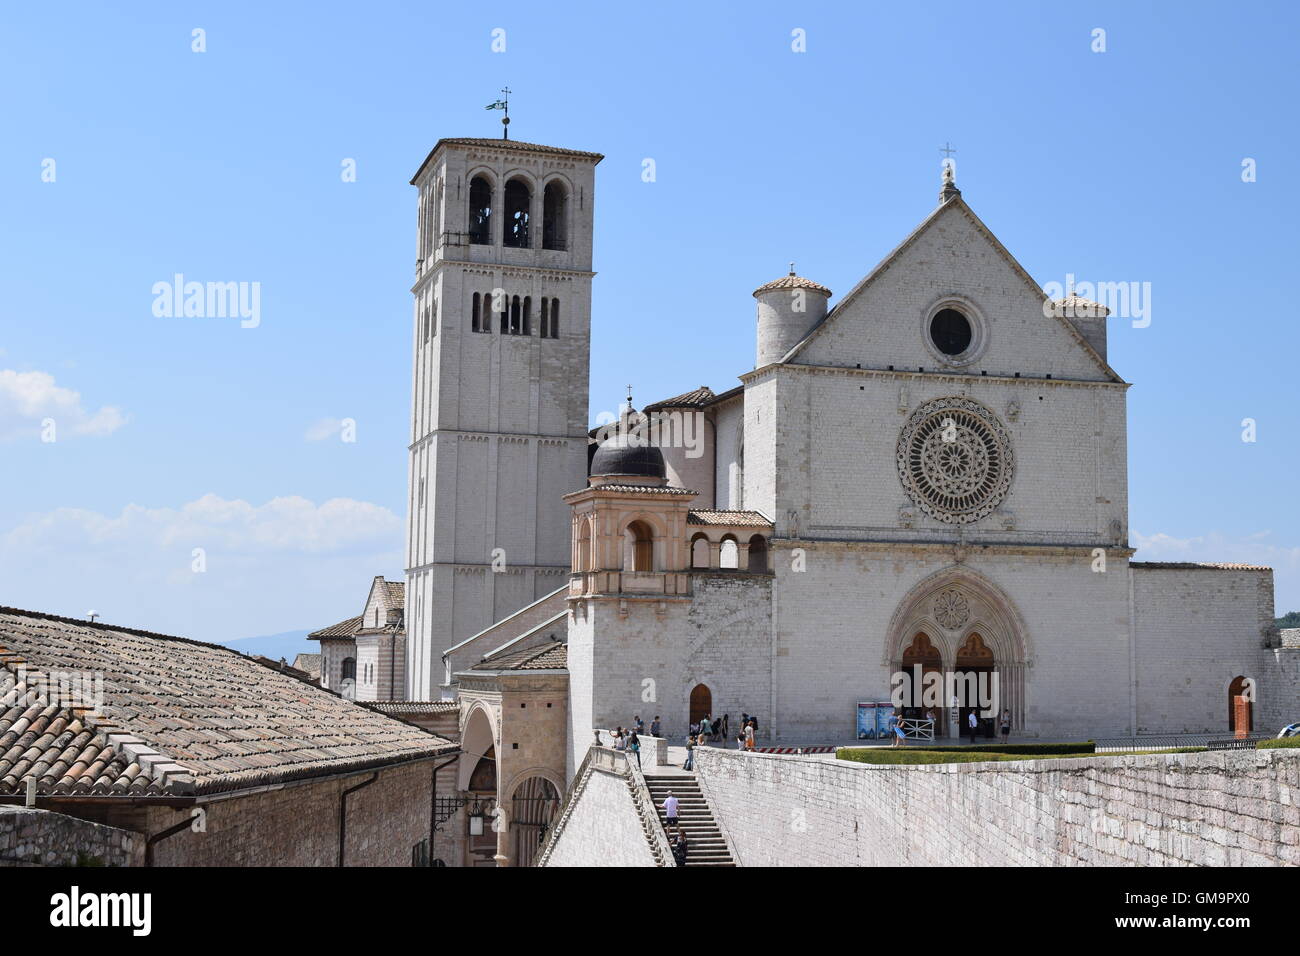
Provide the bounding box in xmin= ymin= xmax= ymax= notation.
xmin=306 ymin=132 xmax=1296 ymax=865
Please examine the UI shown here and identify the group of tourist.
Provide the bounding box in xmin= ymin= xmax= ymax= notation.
xmin=886 ymin=707 xmax=1013 ymax=745
xmin=608 ymin=725 xmax=643 ymax=767
xmin=683 ymin=713 xmax=759 ymax=768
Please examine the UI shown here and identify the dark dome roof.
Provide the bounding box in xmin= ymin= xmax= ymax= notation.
xmin=590 ymin=436 xmax=666 ymax=480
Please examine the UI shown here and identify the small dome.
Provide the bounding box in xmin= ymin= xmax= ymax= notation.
xmin=590 ymin=435 xmax=666 ymax=480
xmin=753 ymin=272 xmax=831 ymax=298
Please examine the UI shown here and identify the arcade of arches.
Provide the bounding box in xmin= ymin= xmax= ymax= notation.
xmin=452 ymin=670 xmax=568 ymax=867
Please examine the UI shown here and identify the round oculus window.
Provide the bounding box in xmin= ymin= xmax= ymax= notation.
xmin=929 ymin=308 xmax=972 ymax=356
xmin=896 ymin=398 xmax=1013 ymax=524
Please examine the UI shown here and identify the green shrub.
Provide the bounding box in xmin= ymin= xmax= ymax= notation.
xmin=835 ymin=748 xmax=1034 ymax=765
xmin=886 ymin=742 xmax=1096 ymax=755
xmin=1258 ymin=736 xmax=1300 ymax=749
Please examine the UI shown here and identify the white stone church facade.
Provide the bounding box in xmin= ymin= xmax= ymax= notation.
xmin=389 ymin=131 xmax=1294 ymax=800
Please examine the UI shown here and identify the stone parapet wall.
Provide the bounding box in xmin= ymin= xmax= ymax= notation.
xmin=694 ymin=746 xmax=1300 ymax=867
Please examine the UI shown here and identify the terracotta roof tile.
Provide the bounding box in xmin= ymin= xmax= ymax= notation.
xmin=1130 ymin=561 xmax=1272 ymax=572
xmin=366 ymin=700 xmax=458 ymax=716
xmin=308 ymin=615 xmax=363 ymax=640
xmin=0 ymin=607 xmax=454 ymax=797
xmin=472 ymin=642 xmax=568 ymax=672
xmin=590 ymin=483 xmax=697 ymax=496
xmin=752 ymin=273 xmax=831 ymax=297
xmin=687 ymin=510 xmax=773 ymax=527
xmin=643 ymin=386 xmax=716 ymax=412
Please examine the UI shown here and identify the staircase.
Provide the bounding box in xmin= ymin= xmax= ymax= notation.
xmin=643 ymin=774 xmax=735 ymax=867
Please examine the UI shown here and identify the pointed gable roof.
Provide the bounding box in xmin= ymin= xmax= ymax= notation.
xmin=781 ymin=195 xmax=1123 ymax=384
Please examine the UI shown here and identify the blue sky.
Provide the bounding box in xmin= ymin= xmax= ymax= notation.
xmin=1 ymin=1 xmax=1297 ymax=642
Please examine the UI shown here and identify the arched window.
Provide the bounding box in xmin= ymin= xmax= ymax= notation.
xmin=504 ymin=178 xmax=531 ymax=248
xmin=542 ymin=181 xmax=567 ymax=250
xmin=523 ymin=296 xmax=532 ymax=336
xmin=719 ymin=536 xmax=739 ymax=569
xmin=509 ymin=295 xmax=522 ymax=335
xmin=746 ymin=534 xmax=768 ymax=572
xmin=468 ymin=176 xmax=492 ymax=245
xmin=690 ymin=534 xmax=710 ymax=569
xmin=546 ymin=298 xmax=559 ymax=338
xmin=575 ymin=520 xmax=591 ymax=572
xmin=623 ymin=520 xmax=654 ymax=572
xmin=472 ymin=292 xmax=482 ymax=332
xmin=341 ymin=657 xmax=356 ymax=681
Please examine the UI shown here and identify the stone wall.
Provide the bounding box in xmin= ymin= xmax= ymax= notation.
xmin=694 ymin=746 xmax=1300 ymax=867
xmin=135 ymin=758 xmax=434 ymax=867
xmin=569 ymin=573 xmax=773 ymax=765
xmin=541 ymin=751 xmax=660 ymax=868
xmin=0 ymin=805 xmax=143 ymax=867
xmin=1132 ymin=565 xmax=1282 ymax=733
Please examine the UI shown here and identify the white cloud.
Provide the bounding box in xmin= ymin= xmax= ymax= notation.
xmin=1133 ymin=528 xmax=1300 ymax=613
xmin=0 ymin=494 xmax=403 ymax=643
xmin=304 ymin=417 xmax=342 ymax=441
xmin=0 ymin=368 xmax=126 ymax=441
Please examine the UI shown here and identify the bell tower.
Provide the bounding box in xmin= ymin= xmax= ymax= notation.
xmin=405 ymin=135 xmax=603 ymax=699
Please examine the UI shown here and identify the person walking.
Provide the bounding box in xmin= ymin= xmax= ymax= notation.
xmin=683 ymin=734 xmax=695 ymax=771
xmin=650 ymin=715 xmax=662 ymax=738
xmin=966 ymin=709 xmax=979 ymax=744
xmin=672 ymin=831 xmax=689 ymax=866
xmin=891 ymin=710 xmax=906 ymax=747
xmin=663 ymin=791 xmax=680 ymax=837
xmin=721 ymin=713 xmax=729 ymax=741
xmin=999 ymin=708 xmax=1011 ymax=745
xmin=629 ymin=730 xmax=641 ymax=768
xmin=633 ymin=715 xmax=645 ymax=735
xmin=744 ymin=721 xmax=755 ymax=752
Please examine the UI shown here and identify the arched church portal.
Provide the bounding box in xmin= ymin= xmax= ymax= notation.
xmin=510 ymin=776 xmax=561 ymax=868
xmin=689 ymin=683 xmax=712 ymax=728
xmin=886 ymin=569 xmax=1029 ymax=734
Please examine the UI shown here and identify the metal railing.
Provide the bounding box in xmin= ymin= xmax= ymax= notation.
xmin=899 ymin=718 xmax=936 ymax=741
xmin=1093 ymin=732 xmax=1271 ymax=753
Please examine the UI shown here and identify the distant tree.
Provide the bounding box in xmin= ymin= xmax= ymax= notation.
xmin=1277 ymin=611 xmax=1300 ymax=628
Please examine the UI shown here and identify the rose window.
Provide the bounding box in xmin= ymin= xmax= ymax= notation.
xmin=897 ymin=398 xmax=1013 ymax=524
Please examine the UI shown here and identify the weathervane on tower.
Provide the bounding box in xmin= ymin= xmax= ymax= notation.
xmin=485 ymin=87 xmax=511 ymax=139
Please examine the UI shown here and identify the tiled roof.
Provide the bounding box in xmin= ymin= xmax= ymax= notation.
xmin=308 ymin=615 xmax=362 ymax=640
xmin=411 ymin=138 xmax=603 ymax=183
xmin=1048 ymin=294 xmax=1110 ymax=318
xmin=249 ymin=655 xmax=314 ymax=683
xmin=688 ymin=510 xmax=773 ymax=528
xmin=472 ymin=642 xmax=568 ymax=672
xmin=753 ymin=273 xmax=831 ymax=297
xmin=1130 ymin=562 xmax=1272 ymax=572
xmin=0 ymin=607 xmax=455 ymax=798
xmin=292 ymin=654 xmax=322 ymax=679
xmin=644 ymin=386 xmax=716 ymax=412
xmin=591 ymin=483 xmax=698 ymax=496
xmin=383 ymin=580 xmax=405 ymax=606
xmin=366 ymin=700 xmax=459 ymax=716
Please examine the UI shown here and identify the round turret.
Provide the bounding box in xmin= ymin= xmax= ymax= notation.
xmin=754 ymin=267 xmax=831 ymax=368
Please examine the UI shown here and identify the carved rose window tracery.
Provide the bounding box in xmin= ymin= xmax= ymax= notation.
xmin=897 ymin=398 xmax=1014 ymax=524
xmin=933 ymin=588 xmax=970 ymax=630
